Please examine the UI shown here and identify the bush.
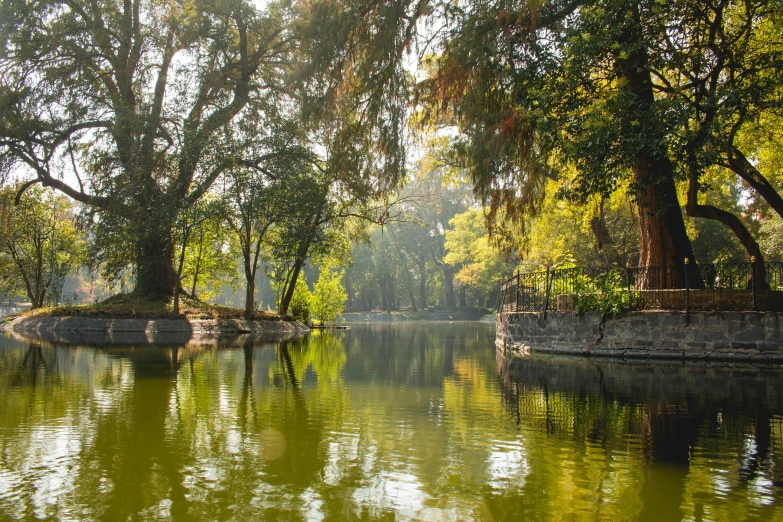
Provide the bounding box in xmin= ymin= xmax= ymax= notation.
xmin=289 ymin=278 xmax=311 ymax=324
xmin=311 ymin=262 xmax=347 ymax=325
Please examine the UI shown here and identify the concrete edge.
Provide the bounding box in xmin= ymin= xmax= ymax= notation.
xmin=2 ymin=315 xmax=310 ymax=336
xmin=495 ymin=337 xmax=783 ymax=362
xmin=496 ymin=310 xmax=783 ymax=363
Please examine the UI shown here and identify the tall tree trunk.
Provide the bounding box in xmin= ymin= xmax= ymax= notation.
xmin=191 ymin=236 xmax=203 ymax=297
xmin=486 ymin=287 xmax=499 ymax=309
xmin=615 ymin=3 xmax=698 ymax=288
xmin=278 ymin=258 xmax=305 ymax=316
xmin=633 ymin=158 xmax=697 ymax=287
xmin=380 ymin=279 xmax=390 ymax=311
xmin=135 ymin=223 xmax=177 ymax=297
xmin=418 ymin=261 xmax=426 ymax=309
xmin=346 ymin=280 xmax=353 ymax=309
xmin=173 ymin=228 xmax=190 ymax=315
xmin=443 ymin=266 xmax=456 ymax=307
xmin=459 ymin=285 xmax=466 ymax=307
xmin=245 ymin=275 xmax=255 ymax=317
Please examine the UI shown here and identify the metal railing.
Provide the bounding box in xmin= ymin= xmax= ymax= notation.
xmin=498 ymin=261 xmax=783 ymax=314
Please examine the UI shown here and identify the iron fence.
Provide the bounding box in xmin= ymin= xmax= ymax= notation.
xmin=498 ymin=262 xmax=783 ymax=314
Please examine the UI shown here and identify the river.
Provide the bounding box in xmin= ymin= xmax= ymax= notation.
xmin=0 ymin=323 xmax=781 ymax=520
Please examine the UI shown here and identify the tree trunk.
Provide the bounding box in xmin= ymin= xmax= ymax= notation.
xmin=191 ymin=238 xmax=203 ymax=298
xmin=346 ymin=280 xmax=353 ymax=309
xmin=459 ymin=285 xmax=466 ymax=307
xmin=486 ymin=286 xmax=499 ymax=309
xmin=418 ymin=262 xmax=427 ymax=309
xmin=245 ymin=276 xmax=255 ymax=317
xmin=279 ymin=258 xmax=305 ymax=316
xmin=615 ymin=3 xmax=698 ymax=288
xmin=408 ymin=287 xmax=417 ymax=312
xmin=443 ymin=266 xmax=456 ymax=307
xmin=380 ymin=279 xmax=390 ymax=312
xmin=135 ymin=224 xmax=177 ymax=297
xmin=633 ymin=159 xmax=698 ymax=288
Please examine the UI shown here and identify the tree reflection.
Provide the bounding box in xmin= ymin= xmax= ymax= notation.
xmin=497 ymin=352 xmax=783 ymax=520
xmin=2 ymin=325 xmax=783 ymax=520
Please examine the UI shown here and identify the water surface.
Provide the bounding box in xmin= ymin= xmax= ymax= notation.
xmin=0 ymin=323 xmax=782 ymax=520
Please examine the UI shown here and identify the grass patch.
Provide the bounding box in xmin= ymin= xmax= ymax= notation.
xmin=11 ymin=293 xmax=281 ymax=321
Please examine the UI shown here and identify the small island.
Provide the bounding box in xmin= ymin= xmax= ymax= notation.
xmin=2 ymin=294 xmax=310 ymax=339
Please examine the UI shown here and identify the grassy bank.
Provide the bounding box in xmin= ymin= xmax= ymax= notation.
xmin=10 ymin=294 xmax=281 ymax=321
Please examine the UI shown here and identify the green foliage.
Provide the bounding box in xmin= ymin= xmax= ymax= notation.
xmin=760 ymin=218 xmax=783 ymax=260
xmin=310 ymin=262 xmax=347 ymax=325
xmin=445 ymin=208 xmax=508 ymax=303
xmin=519 ymin=179 xmax=640 ymax=270
xmin=179 ymin=216 xmax=240 ymax=301
xmin=569 ymin=270 xmax=631 ymax=318
xmin=288 ymin=278 xmax=311 ymax=324
xmin=0 ymin=186 xmax=86 ymax=307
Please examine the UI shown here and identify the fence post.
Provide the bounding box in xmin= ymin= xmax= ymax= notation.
xmin=515 ymin=271 xmax=520 ymax=312
xmin=684 ymin=258 xmax=690 ymax=326
xmin=751 ymin=256 xmax=757 ymax=310
xmin=542 ymin=265 xmax=552 ymax=322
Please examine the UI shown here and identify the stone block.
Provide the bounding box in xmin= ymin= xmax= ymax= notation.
xmin=690 ymin=329 xmax=706 ymax=343
xmin=757 ymin=342 xmax=782 ymax=353
xmin=661 ymin=314 xmax=687 ymax=327
xmin=703 ymin=329 xmax=728 ymax=342
xmin=663 ymin=329 xmax=688 ymax=340
xmin=730 ymin=328 xmax=764 ymax=343
xmin=730 ymin=342 xmax=758 ymax=352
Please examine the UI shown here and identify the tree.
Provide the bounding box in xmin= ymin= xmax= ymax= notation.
xmin=422 ymin=0 xmax=702 ymax=286
xmin=651 ymin=0 xmax=783 ymax=287
xmin=0 ymin=0 xmax=419 ymax=297
xmin=265 ymin=167 xmax=334 ymax=316
xmin=172 ymin=197 xmax=237 ymax=313
xmin=220 ymin=115 xmax=316 ymax=316
xmin=310 ymin=261 xmax=347 ymax=325
xmin=179 ymin=209 xmax=238 ymax=302
xmin=408 ymin=145 xmax=474 ymax=306
xmin=223 ymin=168 xmax=285 ymax=316
xmin=444 ymin=208 xmax=508 ymax=307
xmin=0 ymin=185 xmax=85 ymax=307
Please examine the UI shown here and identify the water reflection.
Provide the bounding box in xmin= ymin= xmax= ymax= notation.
xmin=0 ymin=324 xmax=782 ymax=520
xmin=498 ymin=353 xmax=783 ymax=520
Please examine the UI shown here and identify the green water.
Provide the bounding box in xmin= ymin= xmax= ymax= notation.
xmin=0 ymin=323 xmax=782 ymax=521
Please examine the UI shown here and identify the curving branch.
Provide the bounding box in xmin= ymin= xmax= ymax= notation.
xmin=724 ymin=146 xmax=783 ymax=219
xmin=685 ymin=164 xmax=768 ymax=289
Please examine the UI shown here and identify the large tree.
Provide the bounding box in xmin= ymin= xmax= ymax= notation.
xmin=0 ymin=0 xmax=421 ymax=297
xmin=651 ymin=0 xmax=783 ymax=287
xmin=421 ymin=0 xmax=702 ymax=286
xmin=0 ymin=0 xmax=299 ymax=295
xmin=422 ymin=0 xmax=783 ymax=287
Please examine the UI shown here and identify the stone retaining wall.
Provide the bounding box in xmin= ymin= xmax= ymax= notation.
xmin=497 ymin=311 xmax=783 ymax=361
xmin=2 ymin=316 xmax=309 ymax=344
